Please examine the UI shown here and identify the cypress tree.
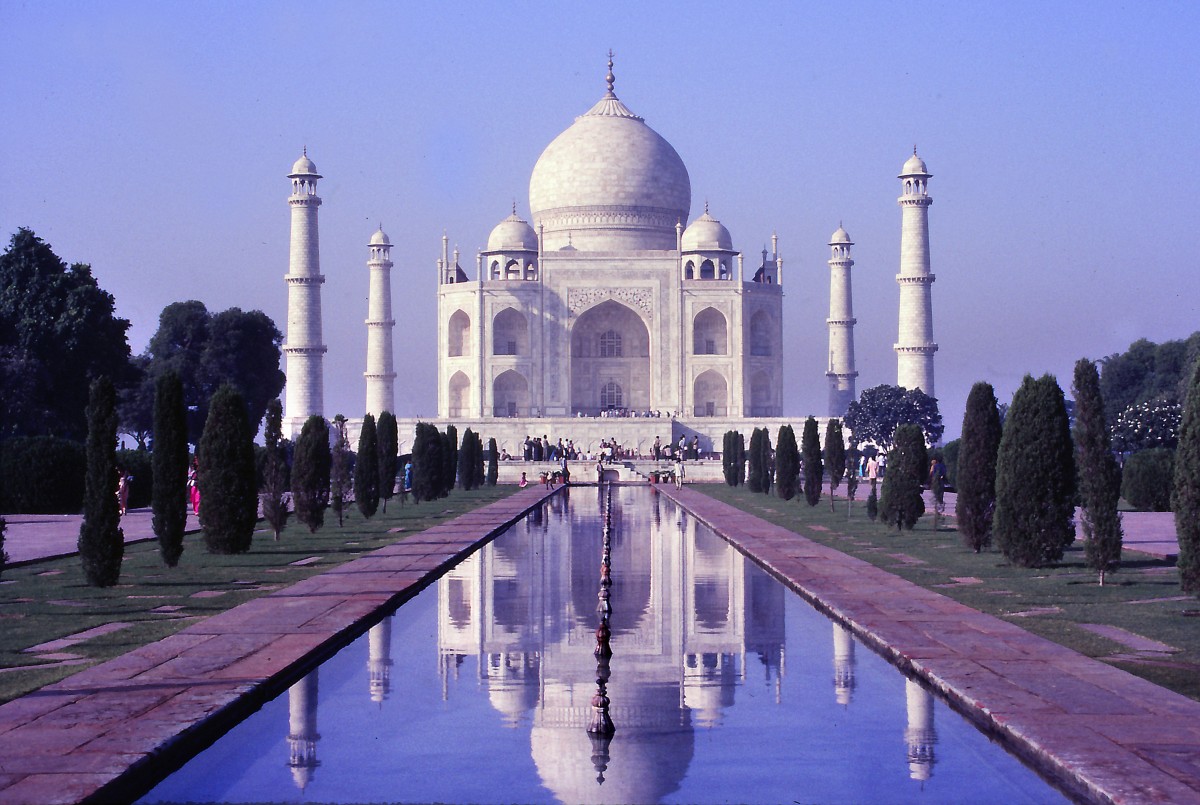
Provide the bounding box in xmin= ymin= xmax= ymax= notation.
xmin=443 ymin=424 xmax=458 ymax=496
xmin=260 ymin=399 xmax=289 ymax=541
xmin=458 ymin=427 xmax=476 ymax=490
xmin=79 ymin=376 xmax=123 ymax=585
xmin=866 ymin=487 xmax=878 ymax=521
xmin=845 ymin=442 xmax=861 ymax=516
xmin=802 ymin=416 xmax=823 ymax=506
xmin=774 ymin=424 xmax=800 ymax=500
xmin=197 ymin=384 xmax=257 ymax=554
xmin=486 ymin=437 xmax=499 ymax=486
xmin=376 ymin=410 xmax=398 ymax=511
xmin=1073 ymin=359 xmax=1123 ymax=584
xmin=994 ymin=375 xmax=1076 ymax=567
xmin=879 ymin=424 xmax=927 ymax=530
xmin=957 ymin=382 xmax=1003 ymax=553
xmin=152 ymin=371 xmax=189 ymax=566
xmin=474 ymin=432 xmax=486 ymax=488
xmin=330 ymin=415 xmax=352 ymax=526
xmin=824 ymin=419 xmax=846 ymax=511
xmin=722 ymin=431 xmax=734 ymax=485
xmin=736 ymin=431 xmax=746 ymax=485
xmin=747 ymin=428 xmax=764 ymax=492
xmin=356 ymin=413 xmax=380 ymax=518
xmin=412 ymin=422 xmax=444 ymax=502
xmin=759 ymin=428 xmax=774 ymax=495
xmin=292 ymin=415 xmax=330 ymax=533
xmin=1173 ymin=360 xmax=1200 ymax=594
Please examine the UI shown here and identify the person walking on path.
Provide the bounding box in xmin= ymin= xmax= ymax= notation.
xmin=116 ymin=468 xmax=130 ymax=517
xmin=187 ymin=458 xmax=201 ymax=515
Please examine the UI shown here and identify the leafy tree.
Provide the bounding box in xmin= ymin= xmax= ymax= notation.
xmin=260 ymin=399 xmax=289 ymax=540
xmin=844 ymin=384 xmax=943 ymax=452
xmin=355 ymin=414 xmax=380 ymax=518
xmin=487 ymin=437 xmax=499 ymax=486
xmin=292 ymin=415 xmax=330 ymax=533
xmin=197 ymin=384 xmax=257 ymax=554
xmin=330 ymin=415 xmax=353 ymax=526
xmin=759 ymin=428 xmax=774 ymax=495
xmin=122 ymin=301 xmax=285 ymax=444
xmin=0 ymin=229 xmax=133 ymax=441
xmin=879 ymin=424 xmax=927 ymax=530
xmin=0 ymin=437 xmax=86 ymax=513
xmin=412 ymin=422 xmax=445 ymax=503
xmin=994 ymin=375 xmax=1076 ymax=567
xmin=824 ymin=419 xmax=846 ymax=511
xmin=774 ymin=425 xmax=799 ymax=501
xmin=78 ymin=377 xmax=123 ymax=585
xmin=957 ymin=382 xmax=1003 ymax=553
xmin=801 ymin=417 xmax=823 ymax=506
xmin=1121 ymin=449 xmax=1173 ymax=511
xmin=1173 ymin=360 xmax=1200 ymax=594
xmin=747 ymin=428 xmax=765 ymax=493
xmin=1112 ymin=398 xmax=1182 ymax=453
xmin=376 ymin=411 xmax=399 ymax=511
xmin=1073 ymin=359 xmax=1123 ymax=584
xmin=152 ymin=372 xmax=189 ymax=566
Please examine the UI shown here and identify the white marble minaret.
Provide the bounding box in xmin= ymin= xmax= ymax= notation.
xmin=826 ymin=224 xmax=858 ymax=417
xmin=895 ymin=149 xmax=937 ymax=398
xmin=284 ymin=150 xmax=327 ymax=436
xmin=364 ymin=226 xmax=396 ymax=418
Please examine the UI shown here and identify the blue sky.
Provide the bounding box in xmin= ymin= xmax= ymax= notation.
xmin=2 ymin=1 xmax=1197 ymax=437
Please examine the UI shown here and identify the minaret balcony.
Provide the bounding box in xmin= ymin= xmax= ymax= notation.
xmin=895 ymin=274 xmax=936 ymax=284
xmin=286 ymin=275 xmax=326 ymax=286
xmin=893 ymin=343 xmax=939 ymax=354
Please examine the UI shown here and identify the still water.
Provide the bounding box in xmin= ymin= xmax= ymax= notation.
xmin=141 ymin=486 xmax=1067 ymax=804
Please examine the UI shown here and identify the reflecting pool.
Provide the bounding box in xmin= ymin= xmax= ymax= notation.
xmin=140 ymin=486 xmax=1067 ymax=804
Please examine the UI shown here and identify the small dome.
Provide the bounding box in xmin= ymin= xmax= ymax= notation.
xmin=486 ymin=211 xmax=538 ymax=252
xmin=681 ymin=209 xmax=732 ymax=252
xmin=369 ymin=227 xmax=391 ymax=247
xmin=899 ymin=151 xmax=930 ymax=177
xmin=829 ymin=225 xmax=852 ymax=245
xmin=289 ymin=151 xmax=320 ymax=178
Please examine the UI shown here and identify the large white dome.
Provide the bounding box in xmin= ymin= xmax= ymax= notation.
xmin=529 ymin=68 xmax=690 ymax=251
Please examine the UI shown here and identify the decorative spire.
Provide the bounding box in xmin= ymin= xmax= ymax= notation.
xmin=303 ymin=145 xmax=307 ymax=157
xmin=605 ymin=50 xmax=615 ymax=97
xmin=512 ymin=199 xmax=517 ymax=215
xmin=704 ymin=199 xmax=709 ymax=215
xmin=913 ymin=144 xmax=918 ymax=155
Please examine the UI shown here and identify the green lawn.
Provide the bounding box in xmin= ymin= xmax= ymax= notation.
xmin=698 ymin=484 xmax=1200 ymax=702
xmin=0 ymin=487 xmax=517 ymax=705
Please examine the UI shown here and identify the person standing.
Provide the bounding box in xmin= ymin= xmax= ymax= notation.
xmin=187 ymin=458 xmax=201 ymax=515
xmin=116 ymin=467 xmax=130 ymax=517
xmin=652 ymin=436 xmax=662 ymax=460
xmin=674 ymin=452 xmax=685 ymax=488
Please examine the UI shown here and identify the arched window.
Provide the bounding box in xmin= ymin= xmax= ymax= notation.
xmin=685 ymin=261 xmax=695 ymax=280
xmin=600 ymin=381 xmax=623 ymax=410
xmin=505 ymin=259 xmax=521 ymax=280
xmin=490 ymin=261 xmax=500 ymax=280
xmin=693 ymin=307 xmax=728 ymax=355
xmin=700 ymin=259 xmax=715 ymax=280
xmin=599 ymin=330 xmax=622 ymax=357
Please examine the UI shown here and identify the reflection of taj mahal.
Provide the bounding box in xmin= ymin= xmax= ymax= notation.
xmin=435 ymin=57 xmax=783 ymax=423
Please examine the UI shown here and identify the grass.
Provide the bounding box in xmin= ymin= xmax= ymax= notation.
xmin=0 ymin=487 xmax=516 ymax=705
xmin=697 ymin=484 xmax=1200 ymax=702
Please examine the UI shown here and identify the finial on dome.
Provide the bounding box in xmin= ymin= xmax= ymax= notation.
xmin=704 ymin=199 xmax=709 ymax=215
xmin=913 ymin=144 xmax=918 ymax=155
xmin=303 ymin=145 xmax=307 ymax=157
xmin=512 ymin=199 xmax=517 ymax=215
xmin=605 ymin=50 xmax=615 ymax=97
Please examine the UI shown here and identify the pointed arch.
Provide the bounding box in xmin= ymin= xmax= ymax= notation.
xmin=448 ymin=310 xmax=471 ymax=357
xmin=750 ymin=311 xmax=773 ymax=357
xmin=693 ymin=370 xmax=728 ymax=417
xmin=693 ymin=307 xmax=728 ymax=355
xmin=448 ymin=371 xmax=471 ymax=417
xmin=493 ymin=369 xmax=529 ymax=417
xmin=492 ymin=307 xmax=528 ymax=356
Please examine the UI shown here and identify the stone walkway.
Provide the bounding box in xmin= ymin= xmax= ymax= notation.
xmin=0 ymin=488 xmax=558 ymax=804
xmin=1 ymin=509 xmax=200 ymax=565
xmin=659 ymin=485 xmax=1200 ymax=804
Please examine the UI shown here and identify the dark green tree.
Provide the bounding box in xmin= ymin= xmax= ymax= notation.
xmin=1173 ymin=360 xmax=1200 ymax=594
xmin=260 ymin=399 xmax=289 ymax=540
xmin=473 ymin=432 xmax=486 ymax=488
xmin=824 ymin=419 xmax=846 ymax=511
xmin=844 ymin=384 xmax=943 ymax=453
xmin=292 ymin=415 xmax=330 ymax=533
xmin=152 ymin=371 xmax=189 ymax=566
xmin=355 ymin=414 xmax=380 ymax=518
xmin=845 ymin=442 xmax=861 ymax=516
xmin=736 ymin=431 xmax=746 ymax=485
xmin=942 ymin=438 xmax=961 ymax=488
xmin=443 ymin=425 xmax=459 ymax=496
xmin=802 ymin=417 xmax=823 ymax=506
xmin=486 ymin=437 xmax=499 ymax=486
xmin=197 ymin=384 xmax=257 ymax=554
xmin=377 ymin=411 xmax=398 ymax=511
xmin=774 ymin=424 xmax=800 ymax=501
xmin=1122 ymin=449 xmax=1174 ymax=511
xmin=458 ymin=427 xmax=477 ymax=491
xmin=994 ymin=375 xmax=1076 ymax=567
xmin=879 ymin=424 xmax=927 ymax=531
xmin=0 ymin=229 xmax=133 ymax=441
xmin=78 ymin=377 xmax=123 ymax=585
xmin=957 ymin=382 xmax=1003 ymax=553
xmin=412 ymin=422 xmax=444 ymax=503
xmin=330 ymin=415 xmax=353 ymax=526
xmin=759 ymin=428 xmax=774 ymax=495
xmin=866 ymin=487 xmax=878 ymax=521
xmin=1073 ymin=359 xmax=1123 ymax=584
xmin=747 ymin=428 xmax=765 ymax=493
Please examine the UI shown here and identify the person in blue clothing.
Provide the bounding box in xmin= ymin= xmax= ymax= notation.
xmin=402 ymin=461 xmax=413 ymax=505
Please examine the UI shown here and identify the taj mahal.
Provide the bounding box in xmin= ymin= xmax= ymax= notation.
xmin=281 ymin=56 xmax=937 ymax=455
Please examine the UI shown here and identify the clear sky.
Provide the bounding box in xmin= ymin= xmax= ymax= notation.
xmin=2 ymin=1 xmax=1198 ymax=438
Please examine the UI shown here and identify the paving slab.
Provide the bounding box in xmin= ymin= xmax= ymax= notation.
xmin=659 ymin=485 xmax=1200 ymax=804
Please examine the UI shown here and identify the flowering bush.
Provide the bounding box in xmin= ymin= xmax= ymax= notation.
xmin=1113 ymin=398 xmax=1182 ymax=453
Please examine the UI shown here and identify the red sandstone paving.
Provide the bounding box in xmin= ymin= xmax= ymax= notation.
xmin=663 ymin=485 xmax=1200 ymax=803
xmin=0 ymin=486 xmax=556 ymax=804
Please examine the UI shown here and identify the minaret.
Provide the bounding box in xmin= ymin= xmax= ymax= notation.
xmin=904 ymin=678 xmax=937 ymax=782
xmin=287 ymin=670 xmax=321 ymax=790
xmin=283 ymin=150 xmax=327 ymax=436
xmin=895 ymin=149 xmax=937 ymax=397
xmin=364 ymin=226 xmax=396 ymax=418
xmin=826 ymin=224 xmax=858 ymax=417
xmin=368 ymin=616 xmax=393 ymax=704
xmin=831 ymin=623 xmax=856 ymax=707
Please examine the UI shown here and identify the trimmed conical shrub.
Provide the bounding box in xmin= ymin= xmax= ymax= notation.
xmin=292 ymin=415 xmax=331 ymax=533
xmin=79 ymin=376 xmax=123 ymax=585
xmin=957 ymin=382 xmax=1002 ymax=553
xmin=1073 ymin=359 xmax=1123 ymax=584
xmin=197 ymin=384 xmax=258 ymax=554
xmin=356 ymin=414 xmax=380 ymax=518
xmin=152 ymin=371 xmax=189 ymax=565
